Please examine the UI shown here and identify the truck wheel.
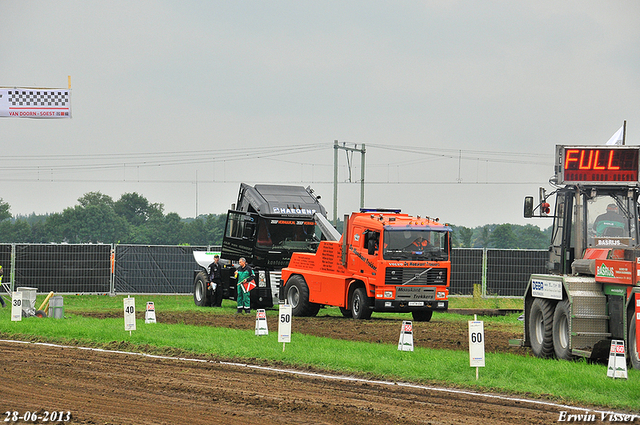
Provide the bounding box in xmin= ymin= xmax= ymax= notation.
xmin=412 ymin=310 xmax=433 ymax=322
xmin=629 ymin=315 xmax=640 ymax=370
xmin=193 ymin=271 xmax=209 ymax=307
xmin=529 ymin=298 xmax=554 ymax=358
xmin=351 ymin=287 xmax=372 ymax=320
xmin=552 ymin=300 xmax=573 ymax=360
xmin=286 ymin=275 xmax=314 ymax=316
xmin=339 ymin=307 xmax=352 ymax=318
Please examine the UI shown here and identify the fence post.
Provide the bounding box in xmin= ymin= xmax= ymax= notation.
xmin=10 ymin=243 xmax=16 ymax=292
xmin=481 ymin=247 xmax=487 ymax=298
xmin=110 ymin=244 xmax=116 ymax=295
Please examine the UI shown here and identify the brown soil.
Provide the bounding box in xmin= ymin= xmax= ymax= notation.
xmin=0 ymin=310 xmax=587 ymax=424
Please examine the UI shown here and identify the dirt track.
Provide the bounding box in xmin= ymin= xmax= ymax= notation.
xmin=0 ymin=311 xmax=602 ymax=424
xmin=3 ymin=339 xmax=573 ymax=425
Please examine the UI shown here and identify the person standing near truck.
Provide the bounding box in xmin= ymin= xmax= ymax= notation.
xmin=208 ymin=255 xmax=223 ymax=307
xmin=235 ymin=257 xmax=255 ymax=314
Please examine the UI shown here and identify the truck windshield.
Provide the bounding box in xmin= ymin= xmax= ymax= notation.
xmin=383 ymin=229 xmax=449 ymax=261
xmin=256 ymin=217 xmax=321 ymax=251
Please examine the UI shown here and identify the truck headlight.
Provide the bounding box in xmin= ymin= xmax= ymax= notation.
xmin=384 ymin=291 xmax=393 ymax=298
xmin=436 ymin=291 xmax=446 ymax=299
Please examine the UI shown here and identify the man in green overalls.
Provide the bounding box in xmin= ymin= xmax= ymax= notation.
xmin=235 ymin=258 xmax=255 ymax=314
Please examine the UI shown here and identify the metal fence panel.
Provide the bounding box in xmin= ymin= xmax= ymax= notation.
xmin=0 ymin=244 xmax=547 ymax=297
xmin=451 ymin=248 xmax=483 ymax=295
xmin=486 ymin=249 xmax=547 ymax=297
xmin=13 ymin=244 xmax=112 ymax=293
xmin=114 ymin=245 xmax=208 ymax=293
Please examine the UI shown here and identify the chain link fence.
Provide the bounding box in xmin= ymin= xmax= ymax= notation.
xmin=0 ymin=244 xmax=547 ymax=297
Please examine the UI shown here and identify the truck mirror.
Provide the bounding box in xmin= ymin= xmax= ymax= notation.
xmin=524 ymin=196 xmax=534 ymax=218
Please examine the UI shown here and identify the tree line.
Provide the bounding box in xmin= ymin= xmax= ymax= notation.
xmin=0 ymin=192 xmax=551 ymax=249
xmin=0 ymin=192 xmax=224 ymax=245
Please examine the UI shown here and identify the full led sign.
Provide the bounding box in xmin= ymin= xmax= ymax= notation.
xmin=556 ymin=146 xmax=640 ymax=184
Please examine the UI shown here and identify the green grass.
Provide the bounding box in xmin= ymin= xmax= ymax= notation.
xmin=0 ymin=294 xmax=638 ymax=411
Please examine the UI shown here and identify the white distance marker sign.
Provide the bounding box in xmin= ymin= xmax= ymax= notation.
xmin=11 ymin=292 xmax=22 ymax=321
xmin=278 ymin=304 xmax=292 ymax=343
xmin=468 ymin=320 xmax=485 ymax=368
xmin=124 ymin=297 xmax=136 ymax=332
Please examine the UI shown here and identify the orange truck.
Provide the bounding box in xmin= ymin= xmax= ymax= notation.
xmin=280 ymin=208 xmax=452 ymax=321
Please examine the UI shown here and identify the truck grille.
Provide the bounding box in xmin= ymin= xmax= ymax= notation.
xmin=385 ymin=267 xmax=447 ymax=286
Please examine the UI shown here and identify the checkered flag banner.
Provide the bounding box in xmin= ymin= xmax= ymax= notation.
xmin=0 ymin=88 xmax=71 ymax=118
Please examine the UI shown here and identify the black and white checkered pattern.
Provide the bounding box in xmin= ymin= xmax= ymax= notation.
xmin=8 ymin=90 xmax=69 ymax=107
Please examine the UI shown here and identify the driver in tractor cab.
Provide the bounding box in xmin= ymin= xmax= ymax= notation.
xmin=593 ymin=203 xmax=628 ymax=237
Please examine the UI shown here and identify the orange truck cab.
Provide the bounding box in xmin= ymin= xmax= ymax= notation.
xmin=281 ymin=208 xmax=452 ymax=321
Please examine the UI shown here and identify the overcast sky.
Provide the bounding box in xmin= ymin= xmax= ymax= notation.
xmin=1 ymin=1 xmax=639 ymax=228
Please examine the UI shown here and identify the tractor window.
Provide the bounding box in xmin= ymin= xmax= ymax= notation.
xmin=586 ymin=193 xmax=635 ymax=246
xmin=383 ymin=229 xmax=449 ymax=261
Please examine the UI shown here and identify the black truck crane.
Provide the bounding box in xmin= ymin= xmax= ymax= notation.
xmin=193 ymin=183 xmax=328 ymax=309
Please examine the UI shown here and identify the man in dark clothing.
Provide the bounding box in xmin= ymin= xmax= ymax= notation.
xmin=208 ymin=255 xmax=223 ymax=307
xmin=593 ymin=203 xmax=628 ymax=237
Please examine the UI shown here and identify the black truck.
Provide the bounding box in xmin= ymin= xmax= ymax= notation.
xmin=193 ymin=183 xmax=328 ymax=308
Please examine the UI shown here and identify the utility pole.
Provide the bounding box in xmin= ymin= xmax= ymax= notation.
xmin=333 ymin=140 xmax=366 ymax=226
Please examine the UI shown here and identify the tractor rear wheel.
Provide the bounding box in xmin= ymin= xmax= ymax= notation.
xmin=529 ymin=298 xmax=554 ymax=358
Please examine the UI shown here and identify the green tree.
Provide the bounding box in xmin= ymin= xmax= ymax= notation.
xmin=516 ymin=224 xmax=549 ymax=249
xmin=489 ymin=223 xmax=518 ymax=249
xmin=60 ymin=203 xmax=129 ymax=243
xmin=457 ymin=226 xmax=474 ymax=248
xmin=77 ymin=191 xmax=114 ymax=208
xmin=0 ymin=198 xmax=11 ymax=221
xmin=478 ymin=225 xmax=490 ymax=248
xmin=114 ymin=192 xmax=159 ymax=226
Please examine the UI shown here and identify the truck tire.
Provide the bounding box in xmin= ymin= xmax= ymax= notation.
xmin=286 ymin=275 xmax=319 ymax=317
xmin=629 ymin=315 xmax=640 ymax=370
xmin=529 ymin=298 xmax=554 ymax=358
xmin=351 ymin=287 xmax=372 ymax=320
xmin=339 ymin=307 xmax=352 ymax=318
xmin=552 ymin=300 xmax=573 ymax=360
xmin=193 ymin=271 xmax=209 ymax=307
xmin=412 ymin=310 xmax=433 ymax=322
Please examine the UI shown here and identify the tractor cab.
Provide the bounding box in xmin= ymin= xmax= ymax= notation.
xmin=541 ymin=186 xmax=640 ymax=275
